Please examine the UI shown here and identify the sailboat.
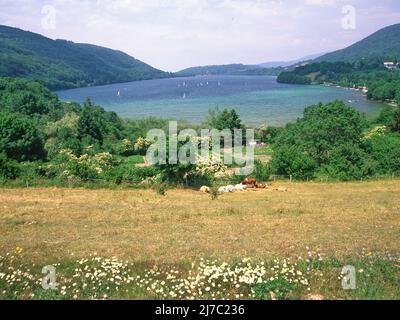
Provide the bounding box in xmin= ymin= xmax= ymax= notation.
xmin=182 ymin=93 xmax=186 ymax=99
xmin=117 ymin=90 xmax=121 ymax=97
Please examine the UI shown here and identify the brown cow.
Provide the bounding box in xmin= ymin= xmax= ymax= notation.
xmin=256 ymin=183 xmax=267 ymax=189
xmin=241 ymin=178 xmax=257 ymax=188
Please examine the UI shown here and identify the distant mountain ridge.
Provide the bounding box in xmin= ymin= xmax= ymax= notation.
xmin=176 ymin=64 xmax=279 ymax=77
xmin=259 ymin=53 xmax=325 ymax=68
xmin=0 ymin=25 xmax=171 ymax=90
xmin=315 ymin=24 xmax=400 ymax=63
xmin=177 ymin=53 xmax=325 ymax=77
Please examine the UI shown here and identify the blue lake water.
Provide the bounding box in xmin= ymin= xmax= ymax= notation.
xmin=56 ymin=75 xmax=384 ymax=126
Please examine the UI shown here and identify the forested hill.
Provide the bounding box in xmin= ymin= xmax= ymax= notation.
xmin=315 ymin=23 xmax=400 ymax=63
xmin=176 ymin=64 xmax=281 ymax=77
xmin=0 ymin=25 xmax=171 ymax=90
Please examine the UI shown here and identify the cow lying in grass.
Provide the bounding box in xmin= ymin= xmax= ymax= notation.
xmin=241 ymin=178 xmax=257 ymax=187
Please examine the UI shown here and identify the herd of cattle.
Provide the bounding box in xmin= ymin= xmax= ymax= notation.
xmin=200 ymin=178 xmax=288 ymax=194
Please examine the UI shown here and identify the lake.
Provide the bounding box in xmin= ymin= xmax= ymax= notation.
xmin=56 ymin=75 xmax=383 ymax=126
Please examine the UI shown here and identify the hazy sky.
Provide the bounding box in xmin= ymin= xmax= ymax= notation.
xmin=1 ymin=0 xmax=400 ymax=71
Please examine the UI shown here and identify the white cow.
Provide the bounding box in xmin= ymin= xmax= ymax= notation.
xmin=225 ymin=185 xmax=235 ymax=193
xmin=235 ymin=184 xmax=247 ymax=191
xmin=218 ymin=186 xmax=227 ymax=194
xmin=200 ymin=186 xmax=211 ymax=193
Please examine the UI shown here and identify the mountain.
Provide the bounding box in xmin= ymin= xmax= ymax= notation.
xmin=176 ymin=63 xmax=279 ymax=77
xmin=0 ymin=25 xmax=171 ymax=90
xmin=259 ymin=53 xmax=324 ymax=68
xmin=315 ymin=24 xmax=400 ymax=63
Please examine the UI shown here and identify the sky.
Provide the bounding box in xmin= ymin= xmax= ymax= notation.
xmin=0 ymin=0 xmax=400 ymax=71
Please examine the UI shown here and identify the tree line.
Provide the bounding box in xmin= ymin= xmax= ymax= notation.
xmin=1 ymin=77 xmax=400 ymax=186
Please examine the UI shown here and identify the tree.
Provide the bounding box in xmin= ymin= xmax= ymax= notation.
xmin=0 ymin=111 xmax=45 ymax=161
xmin=393 ymin=106 xmax=400 ymax=132
xmin=0 ymin=78 xmax=59 ymax=115
xmin=0 ymin=153 xmax=19 ymax=179
xmin=205 ymin=108 xmax=244 ymax=132
xmin=271 ymin=101 xmax=369 ymax=180
xmin=77 ymin=98 xmax=104 ymax=143
xmin=257 ymin=126 xmax=284 ymax=144
xmin=369 ymin=133 xmax=400 ymax=174
xmin=271 ymin=145 xmax=317 ymax=180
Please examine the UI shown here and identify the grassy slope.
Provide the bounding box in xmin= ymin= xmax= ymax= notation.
xmin=0 ymin=180 xmax=399 ymax=300
xmin=1 ymin=180 xmax=399 ymax=262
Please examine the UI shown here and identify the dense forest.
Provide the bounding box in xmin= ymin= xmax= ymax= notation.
xmin=0 ymin=25 xmax=171 ymax=90
xmin=1 ymin=77 xmax=400 ymax=187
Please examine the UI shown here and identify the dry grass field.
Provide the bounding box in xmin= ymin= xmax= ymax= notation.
xmin=1 ymin=180 xmax=399 ymax=263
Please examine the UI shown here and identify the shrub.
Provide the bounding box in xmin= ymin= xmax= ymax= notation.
xmin=0 ymin=111 xmax=45 ymax=161
xmin=122 ymin=166 xmax=159 ymax=183
xmin=54 ymin=149 xmax=118 ymax=181
xmin=209 ymin=188 xmax=219 ymax=200
xmin=271 ymin=101 xmax=370 ymax=180
xmin=0 ymin=153 xmax=20 ymax=179
xmin=155 ymin=183 xmax=167 ymax=196
xmin=368 ymin=133 xmax=400 ymax=175
xmin=134 ymin=137 xmax=152 ymax=156
xmin=271 ymin=145 xmax=316 ymax=180
xmin=254 ymin=160 xmax=272 ymax=181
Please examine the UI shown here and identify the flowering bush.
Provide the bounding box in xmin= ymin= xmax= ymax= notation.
xmin=116 ymin=139 xmax=135 ymax=156
xmin=134 ymin=137 xmax=153 ymax=156
xmin=55 ymin=149 xmax=117 ymax=181
xmin=194 ymin=154 xmax=228 ymax=179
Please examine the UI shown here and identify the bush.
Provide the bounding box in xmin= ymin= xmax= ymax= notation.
xmin=271 ymin=101 xmax=369 ymax=180
xmin=0 ymin=111 xmax=45 ymax=161
xmin=254 ymin=160 xmax=272 ymax=181
xmin=122 ymin=166 xmax=159 ymax=183
xmin=53 ymin=149 xmax=118 ymax=181
xmin=0 ymin=153 xmax=20 ymax=179
xmin=271 ymin=145 xmax=317 ymax=180
xmin=134 ymin=137 xmax=152 ymax=156
xmin=316 ymin=144 xmax=376 ymax=181
xmin=155 ymin=183 xmax=167 ymax=196
xmin=368 ymin=133 xmax=400 ymax=175
xmin=209 ymin=188 xmax=219 ymax=200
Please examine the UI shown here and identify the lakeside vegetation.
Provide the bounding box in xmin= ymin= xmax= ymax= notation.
xmin=277 ymin=23 xmax=400 ymax=107
xmin=277 ymin=60 xmax=400 ymax=105
xmin=1 ymin=77 xmax=400 ymax=188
